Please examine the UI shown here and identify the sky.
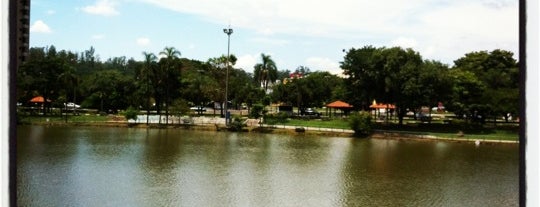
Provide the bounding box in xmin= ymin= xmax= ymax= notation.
xmin=29 ymin=0 xmax=518 ymax=75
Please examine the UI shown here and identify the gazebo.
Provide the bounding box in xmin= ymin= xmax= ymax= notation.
xmin=29 ymin=96 xmax=52 ymax=115
xmin=326 ymin=100 xmax=353 ymax=117
xmin=29 ymin=96 xmax=51 ymax=103
xmin=369 ymin=100 xmax=395 ymax=120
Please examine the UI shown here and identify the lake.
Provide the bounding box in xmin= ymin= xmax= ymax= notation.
xmin=17 ymin=125 xmax=518 ymax=206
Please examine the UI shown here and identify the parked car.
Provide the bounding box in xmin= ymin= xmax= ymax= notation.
xmin=64 ymin=102 xmax=81 ymax=108
xmin=301 ymin=108 xmax=321 ymax=117
xmin=190 ymin=106 xmax=206 ymax=112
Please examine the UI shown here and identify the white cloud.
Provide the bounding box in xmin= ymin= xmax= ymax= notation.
xmin=46 ymin=10 xmax=56 ymax=15
xmin=30 ymin=20 xmax=52 ymax=34
xmin=82 ymin=0 xmax=120 ymax=16
xmin=249 ymin=37 xmax=289 ymax=46
xmin=235 ymin=54 xmax=258 ymax=73
xmin=305 ymin=57 xmax=341 ymax=75
xmin=415 ymin=2 xmax=518 ymax=63
xmin=136 ymin=37 xmax=151 ymax=46
xmin=141 ymin=0 xmax=518 ymax=65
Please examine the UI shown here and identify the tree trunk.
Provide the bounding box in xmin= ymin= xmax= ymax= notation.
xmin=397 ymin=107 xmax=405 ymax=125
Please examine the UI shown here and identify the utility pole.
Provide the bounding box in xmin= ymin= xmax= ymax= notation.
xmin=223 ymin=26 xmax=233 ymax=125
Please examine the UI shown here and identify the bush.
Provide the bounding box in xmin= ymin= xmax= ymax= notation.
xmin=264 ymin=112 xmax=289 ymax=125
xmin=249 ymin=104 xmax=264 ymax=119
xmin=229 ymin=116 xmax=247 ymax=131
xmin=349 ymin=111 xmax=373 ymax=137
xmin=124 ymin=106 xmax=138 ymax=121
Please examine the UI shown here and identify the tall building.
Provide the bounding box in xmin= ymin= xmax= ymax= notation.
xmin=8 ymin=1 xmax=31 ymax=206
xmin=11 ymin=0 xmax=31 ymax=71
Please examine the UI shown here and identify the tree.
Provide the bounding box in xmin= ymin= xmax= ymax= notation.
xmin=78 ymin=46 xmax=101 ymax=75
xmin=18 ymin=46 xmax=67 ymax=115
xmin=180 ymin=62 xmax=213 ymax=115
xmin=58 ymin=56 xmax=79 ymax=120
xmin=207 ymin=55 xmax=237 ymax=116
xmin=159 ymin=47 xmax=182 ymax=124
xmin=403 ymin=60 xmax=452 ymax=121
xmin=340 ymin=46 xmax=379 ymax=111
xmin=452 ymin=49 xmax=519 ymax=122
xmin=341 ymin=46 xmax=424 ymax=125
xmin=141 ymin=52 xmax=157 ymax=124
xmin=253 ymin=53 xmax=278 ymax=93
xmin=228 ymin=68 xmax=259 ymax=110
xmin=81 ymin=69 xmax=135 ymax=113
xmin=445 ymin=69 xmax=486 ymax=120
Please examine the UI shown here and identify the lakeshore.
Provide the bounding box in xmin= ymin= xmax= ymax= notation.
xmin=17 ymin=115 xmax=519 ymax=145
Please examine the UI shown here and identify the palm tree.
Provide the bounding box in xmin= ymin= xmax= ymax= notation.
xmin=253 ymin=53 xmax=278 ymax=93
xmin=142 ymin=51 xmax=157 ymax=125
xmin=159 ymin=47 xmax=181 ymax=125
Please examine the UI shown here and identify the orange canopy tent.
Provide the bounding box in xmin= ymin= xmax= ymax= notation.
xmin=369 ymin=100 xmax=395 ymax=109
xmin=30 ymin=96 xmax=51 ymax=103
xmin=326 ymin=100 xmax=353 ymax=108
xmin=369 ymin=100 xmax=396 ymax=121
xmin=369 ymin=103 xmax=396 ymax=109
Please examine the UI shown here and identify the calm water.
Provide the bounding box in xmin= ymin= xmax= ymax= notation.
xmin=17 ymin=125 xmax=518 ymax=206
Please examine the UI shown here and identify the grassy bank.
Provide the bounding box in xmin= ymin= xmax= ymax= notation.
xmin=17 ymin=114 xmax=519 ymax=142
xmin=272 ymin=118 xmax=518 ymax=141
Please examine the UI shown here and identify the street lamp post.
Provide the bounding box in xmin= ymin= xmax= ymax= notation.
xmin=223 ymin=26 xmax=233 ymax=125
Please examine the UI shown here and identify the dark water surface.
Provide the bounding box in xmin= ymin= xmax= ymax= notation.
xmin=17 ymin=125 xmax=518 ymax=206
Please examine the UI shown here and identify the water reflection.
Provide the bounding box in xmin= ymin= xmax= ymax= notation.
xmin=17 ymin=126 xmax=518 ymax=206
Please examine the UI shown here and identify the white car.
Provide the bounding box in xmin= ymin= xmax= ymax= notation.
xmin=64 ymin=102 xmax=81 ymax=108
xmin=190 ymin=106 xmax=206 ymax=112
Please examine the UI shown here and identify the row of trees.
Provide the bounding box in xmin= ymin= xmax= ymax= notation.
xmin=16 ymin=45 xmax=519 ymax=126
xmin=16 ymin=46 xmax=267 ymax=121
xmin=340 ymin=46 xmax=519 ymax=124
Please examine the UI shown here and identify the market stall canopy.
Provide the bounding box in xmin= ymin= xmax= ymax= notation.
xmin=369 ymin=100 xmax=395 ymax=109
xmin=326 ymin=100 xmax=353 ymax=108
xmin=29 ymin=96 xmax=51 ymax=103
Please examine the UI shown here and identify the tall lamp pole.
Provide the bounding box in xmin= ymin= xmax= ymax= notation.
xmin=223 ymin=26 xmax=233 ymax=124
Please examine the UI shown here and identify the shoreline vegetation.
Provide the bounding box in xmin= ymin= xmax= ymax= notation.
xmin=17 ymin=114 xmax=519 ymax=145
xmin=17 ymin=46 xmax=519 ymax=146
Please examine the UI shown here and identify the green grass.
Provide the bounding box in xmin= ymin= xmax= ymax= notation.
xmin=285 ymin=119 xmax=350 ymax=129
xmin=18 ymin=114 xmax=112 ymax=123
xmin=17 ymin=113 xmax=519 ymax=142
xmin=276 ymin=117 xmax=519 ymax=141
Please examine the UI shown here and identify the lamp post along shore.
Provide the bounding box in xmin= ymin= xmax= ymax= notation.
xmin=223 ymin=26 xmax=233 ymax=125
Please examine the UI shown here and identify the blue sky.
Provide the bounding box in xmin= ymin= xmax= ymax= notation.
xmin=29 ymin=0 xmax=518 ymax=74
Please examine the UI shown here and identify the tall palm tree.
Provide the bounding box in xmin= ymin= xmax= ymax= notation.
xmin=159 ymin=47 xmax=181 ymax=125
xmin=253 ymin=53 xmax=278 ymax=93
xmin=142 ymin=51 xmax=157 ymax=125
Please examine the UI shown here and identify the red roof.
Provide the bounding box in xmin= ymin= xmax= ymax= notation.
xmin=326 ymin=100 xmax=353 ymax=108
xmin=369 ymin=103 xmax=396 ymax=109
